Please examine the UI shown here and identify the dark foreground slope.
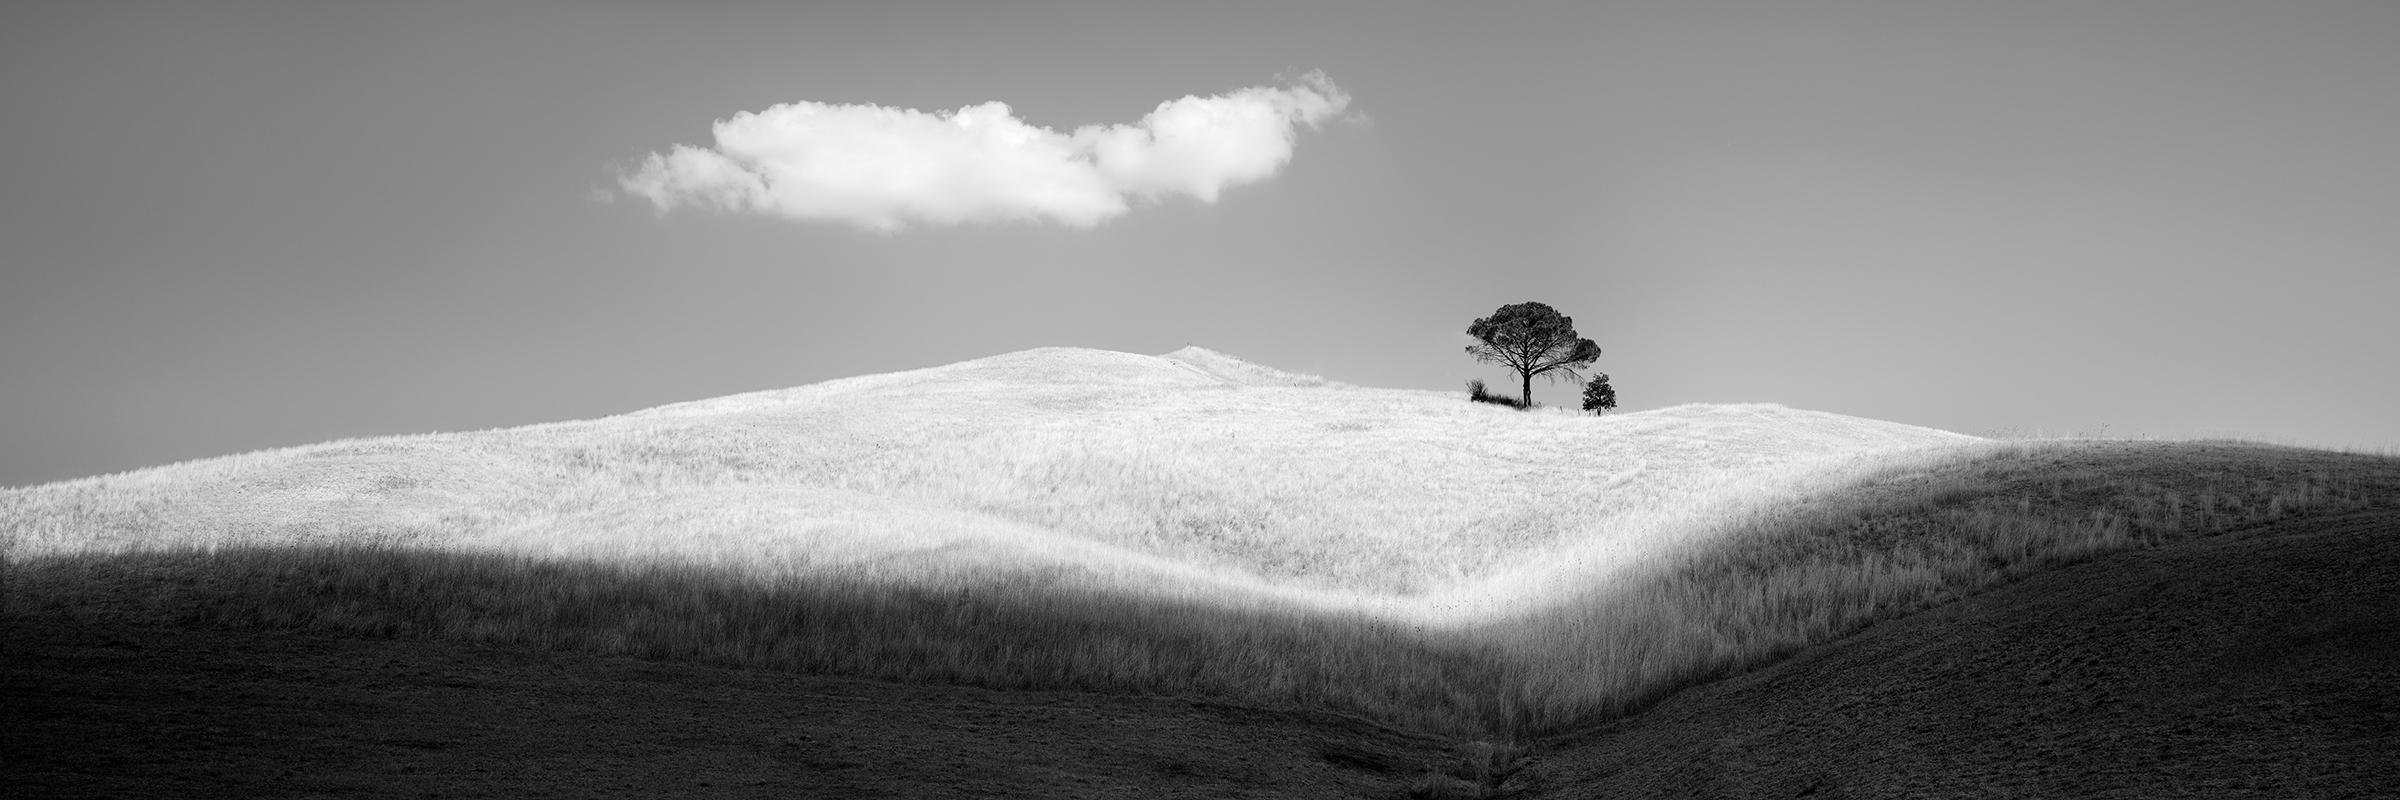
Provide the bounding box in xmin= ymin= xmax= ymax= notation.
xmin=1520 ymin=510 xmax=2400 ymax=799
xmin=6 ymin=509 xmax=2393 ymax=799
xmin=1 ymin=615 xmax=1461 ymax=800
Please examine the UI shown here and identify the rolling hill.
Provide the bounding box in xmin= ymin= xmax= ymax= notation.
xmin=6 ymin=346 xmax=2397 ymax=797
xmin=5 ymin=345 xmax=1978 ymax=601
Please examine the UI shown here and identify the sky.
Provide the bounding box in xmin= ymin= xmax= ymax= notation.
xmin=4 ymin=0 xmax=2398 ymax=487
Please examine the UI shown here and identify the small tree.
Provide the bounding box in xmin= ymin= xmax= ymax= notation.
xmin=1465 ymin=301 xmax=1602 ymax=410
xmin=1581 ymin=373 xmax=1617 ymax=415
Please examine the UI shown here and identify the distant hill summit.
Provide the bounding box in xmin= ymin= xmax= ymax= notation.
xmin=631 ymin=346 xmax=1331 ymax=420
xmin=1158 ymin=346 xmax=1333 ymax=387
xmin=904 ymin=345 xmax=1334 ymax=391
xmin=910 ymin=347 xmax=1224 ymax=389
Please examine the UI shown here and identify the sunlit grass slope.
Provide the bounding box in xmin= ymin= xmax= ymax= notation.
xmin=3 ymin=346 xmax=1975 ymax=599
xmin=8 ymin=346 xmax=2396 ymax=737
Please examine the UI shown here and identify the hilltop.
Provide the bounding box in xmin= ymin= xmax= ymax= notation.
xmin=3 ymin=346 xmax=1975 ymax=602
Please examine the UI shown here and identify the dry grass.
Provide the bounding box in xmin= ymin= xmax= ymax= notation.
xmin=7 ymin=347 xmax=2396 ymax=739
xmin=1485 ymin=438 xmax=2400 ymax=730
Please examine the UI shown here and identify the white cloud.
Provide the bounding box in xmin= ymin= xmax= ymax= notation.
xmin=615 ymin=72 xmax=1352 ymax=231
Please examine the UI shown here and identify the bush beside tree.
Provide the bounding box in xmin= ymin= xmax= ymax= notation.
xmin=1581 ymin=374 xmax=1617 ymax=415
xmin=1467 ymin=379 xmax=1521 ymax=408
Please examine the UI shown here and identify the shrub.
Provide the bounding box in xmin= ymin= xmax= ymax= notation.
xmin=1466 ymin=379 xmax=1522 ymax=409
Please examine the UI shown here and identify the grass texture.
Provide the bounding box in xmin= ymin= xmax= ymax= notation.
xmin=7 ymin=347 xmax=2397 ymax=738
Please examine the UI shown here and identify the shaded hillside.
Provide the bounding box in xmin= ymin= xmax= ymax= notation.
xmin=0 ymin=611 xmax=1463 ymax=800
xmin=1519 ymin=510 xmax=2400 ymax=798
xmin=10 ymin=510 xmax=2392 ymax=799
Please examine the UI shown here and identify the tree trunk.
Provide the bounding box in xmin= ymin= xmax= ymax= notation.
xmin=1521 ymin=371 xmax=1533 ymax=410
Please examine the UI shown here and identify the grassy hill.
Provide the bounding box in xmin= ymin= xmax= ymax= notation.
xmin=1522 ymin=508 xmax=2400 ymax=798
xmin=7 ymin=346 xmax=2396 ymax=749
xmin=5 ymin=346 xmax=1974 ymax=597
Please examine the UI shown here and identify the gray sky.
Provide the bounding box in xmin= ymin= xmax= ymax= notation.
xmin=5 ymin=0 xmax=2397 ymax=487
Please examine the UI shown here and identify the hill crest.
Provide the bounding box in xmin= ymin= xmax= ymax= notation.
xmin=626 ymin=345 xmax=1329 ymax=420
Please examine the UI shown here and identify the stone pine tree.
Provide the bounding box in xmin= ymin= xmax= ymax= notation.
xmin=1465 ymin=301 xmax=1602 ymax=410
xmin=1581 ymin=373 xmax=1617 ymax=415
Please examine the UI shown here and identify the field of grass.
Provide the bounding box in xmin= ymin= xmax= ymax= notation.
xmin=7 ymin=346 xmax=2397 ymax=740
